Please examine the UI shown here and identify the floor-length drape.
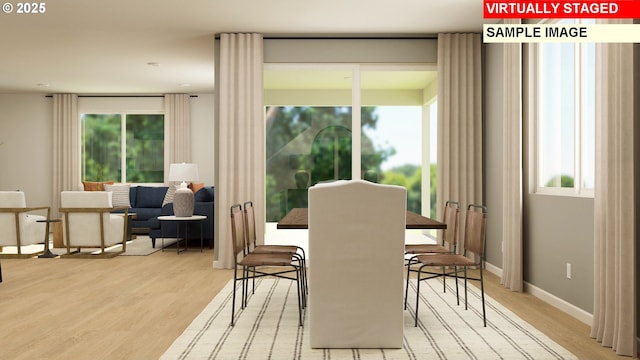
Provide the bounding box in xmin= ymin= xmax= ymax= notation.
xmin=437 ymin=33 xmax=483 ymax=249
xmin=214 ymin=33 xmax=264 ymax=269
xmin=500 ymin=20 xmax=523 ymax=292
xmin=52 ymin=94 xmax=79 ymax=219
xmin=164 ymin=94 xmax=192 ymax=177
xmin=591 ymin=20 xmax=636 ymax=356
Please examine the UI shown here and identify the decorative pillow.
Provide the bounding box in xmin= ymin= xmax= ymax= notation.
xmin=104 ymin=184 xmax=131 ymax=208
xmin=189 ymin=182 xmax=205 ymax=193
xmin=194 ymin=186 xmax=214 ymax=203
xmin=135 ymin=186 xmax=168 ymax=208
xmin=162 ymin=185 xmax=177 ymax=206
xmin=82 ymin=181 xmax=115 ymax=191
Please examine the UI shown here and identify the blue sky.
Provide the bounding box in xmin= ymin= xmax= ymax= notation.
xmin=365 ymin=106 xmax=437 ymax=171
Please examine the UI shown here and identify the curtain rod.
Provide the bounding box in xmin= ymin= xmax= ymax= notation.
xmin=215 ymin=35 xmax=438 ymax=40
xmin=45 ymin=95 xmax=198 ymax=98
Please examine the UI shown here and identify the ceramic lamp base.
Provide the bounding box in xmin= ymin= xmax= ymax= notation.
xmin=173 ymin=187 xmax=194 ymax=217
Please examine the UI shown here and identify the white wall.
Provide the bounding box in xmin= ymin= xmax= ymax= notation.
xmin=0 ymin=93 xmax=216 ymax=207
xmin=0 ymin=94 xmax=53 ymax=207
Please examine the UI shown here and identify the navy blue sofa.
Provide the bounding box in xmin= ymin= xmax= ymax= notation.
xmin=126 ymin=186 xmax=170 ymax=232
xmin=112 ymin=185 xmax=215 ymax=248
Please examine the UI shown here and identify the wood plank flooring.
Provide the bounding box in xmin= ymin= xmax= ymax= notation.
xmin=0 ymin=247 xmax=626 ymax=360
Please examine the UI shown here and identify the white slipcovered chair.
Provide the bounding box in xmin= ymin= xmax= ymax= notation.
xmin=59 ymin=191 xmax=129 ymax=258
xmin=308 ymin=179 xmax=406 ymax=348
xmin=0 ymin=191 xmax=50 ymax=258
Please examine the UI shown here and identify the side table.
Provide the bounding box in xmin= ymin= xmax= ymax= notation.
xmin=157 ymin=215 xmax=206 ymax=254
xmin=36 ymin=219 xmax=62 ymax=258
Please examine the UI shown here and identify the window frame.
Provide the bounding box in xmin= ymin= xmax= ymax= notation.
xmin=78 ymin=97 xmax=165 ymax=186
xmin=264 ymin=63 xmax=437 ymax=221
xmin=530 ymin=19 xmax=595 ymax=197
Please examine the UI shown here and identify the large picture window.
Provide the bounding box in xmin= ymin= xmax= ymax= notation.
xmin=264 ymin=65 xmax=437 ymax=221
xmin=532 ymin=19 xmax=594 ymax=195
xmin=81 ymin=113 xmax=164 ymax=183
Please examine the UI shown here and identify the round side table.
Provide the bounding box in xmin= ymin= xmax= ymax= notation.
xmin=37 ymin=219 xmax=61 ymax=258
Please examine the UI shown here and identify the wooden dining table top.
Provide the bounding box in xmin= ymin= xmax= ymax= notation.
xmin=276 ymin=207 xmax=447 ymax=230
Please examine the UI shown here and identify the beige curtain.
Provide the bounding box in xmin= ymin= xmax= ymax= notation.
xmin=214 ymin=33 xmax=265 ymax=269
xmin=436 ymin=33 xmax=483 ymax=250
xmin=164 ymin=94 xmax=192 ymax=176
xmin=52 ymin=94 xmax=79 ymax=219
xmin=500 ymin=20 xmax=523 ymax=292
xmin=591 ymin=20 xmax=636 ymax=357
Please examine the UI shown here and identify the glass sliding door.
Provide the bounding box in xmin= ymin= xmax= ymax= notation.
xmin=360 ymin=68 xmax=437 ymax=216
xmin=265 ymin=67 xmax=353 ymax=221
xmin=264 ymin=65 xmax=437 ymax=222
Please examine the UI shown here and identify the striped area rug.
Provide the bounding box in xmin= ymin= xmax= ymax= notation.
xmin=161 ymin=278 xmax=577 ymax=360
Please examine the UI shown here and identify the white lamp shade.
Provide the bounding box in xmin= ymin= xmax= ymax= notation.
xmin=168 ymin=163 xmax=199 ymax=183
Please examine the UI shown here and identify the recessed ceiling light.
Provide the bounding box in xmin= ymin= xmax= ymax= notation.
xmin=179 ymin=83 xmax=191 ymax=87
xmin=147 ymin=62 xmax=160 ymax=67
xmin=36 ymin=83 xmax=49 ymax=87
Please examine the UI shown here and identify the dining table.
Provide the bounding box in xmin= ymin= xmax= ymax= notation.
xmin=277 ymin=207 xmax=446 ymax=230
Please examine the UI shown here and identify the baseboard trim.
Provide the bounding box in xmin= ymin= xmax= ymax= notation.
xmin=485 ymin=262 xmax=593 ymax=326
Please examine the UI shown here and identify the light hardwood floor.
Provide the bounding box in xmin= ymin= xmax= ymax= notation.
xmin=0 ymin=247 xmax=627 ymax=360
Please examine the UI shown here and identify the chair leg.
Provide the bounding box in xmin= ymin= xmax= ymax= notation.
xmin=231 ymin=268 xmax=238 ymax=326
xmin=404 ymin=258 xmax=412 ymax=310
xmin=480 ymin=265 xmax=486 ymax=327
xmin=464 ymin=267 xmax=468 ymax=310
xmin=454 ymin=266 xmax=460 ymax=306
xmin=301 ymin=256 xmax=308 ymax=296
xmin=442 ymin=266 xmax=446 ymax=293
xmin=294 ymin=265 xmax=303 ymax=326
xmin=414 ymin=266 xmax=423 ymax=327
xmin=299 ymin=258 xmax=307 ymax=308
xmin=252 ymin=267 xmax=256 ymax=294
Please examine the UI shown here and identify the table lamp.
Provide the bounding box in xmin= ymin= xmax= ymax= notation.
xmin=168 ymin=163 xmax=199 ymax=217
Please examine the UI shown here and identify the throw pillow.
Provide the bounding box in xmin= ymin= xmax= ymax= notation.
xmin=104 ymin=184 xmax=131 ymax=208
xmin=189 ymin=182 xmax=205 ymax=193
xmin=82 ymin=180 xmax=115 ymax=191
xmin=135 ymin=186 xmax=168 ymax=208
xmin=194 ymin=186 xmax=214 ymax=202
xmin=162 ymin=185 xmax=177 ymax=206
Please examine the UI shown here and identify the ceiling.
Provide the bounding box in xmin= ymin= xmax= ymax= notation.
xmin=0 ymin=0 xmax=486 ymax=94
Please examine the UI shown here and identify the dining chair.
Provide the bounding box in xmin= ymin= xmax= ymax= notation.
xmin=405 ymin=200 xmax=459 ymax=255
xmin=308 ymin=179 xmax=406 ymax=348
xmin=404 ymin=200 xmax=460 ymax=299
xmin=243 ymin=200 xmax=307 ymax=299
xmin=229 ymin=203 xmax=304 ymax=326
xmin=407 ymin=204 xmax=487 ymax=327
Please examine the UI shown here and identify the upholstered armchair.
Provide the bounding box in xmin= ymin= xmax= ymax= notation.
xmin=308 ymin=179 xmax=407 ymax=348
xmin=0 ymin=191 xmax=50 ymax=258
xmin=59 ymin=191 xmax=129 ymax=258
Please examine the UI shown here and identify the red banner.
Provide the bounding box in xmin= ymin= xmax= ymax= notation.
xmin=484 ymin=0 xmax=640 ymax=18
